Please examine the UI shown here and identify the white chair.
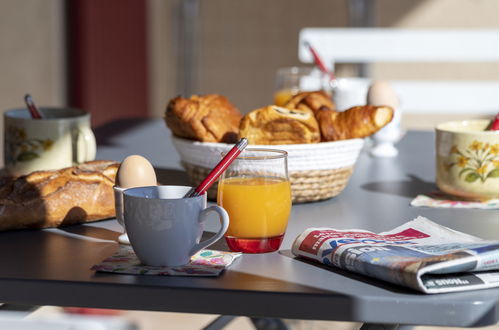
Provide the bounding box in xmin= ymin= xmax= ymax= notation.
xmin=298 ymin=28 xmax=499 ymax=117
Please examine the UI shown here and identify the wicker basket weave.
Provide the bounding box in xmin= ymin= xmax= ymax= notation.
xmin=172 ymin=137 xmax=364 ymax=203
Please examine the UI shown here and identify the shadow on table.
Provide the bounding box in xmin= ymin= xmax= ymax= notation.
xmin=361 ymin=174 xmax=436 ymax=198
xmin=0 ymin=227 xmax=117 ymax=279
xmin=203 ymin=231 xmax=230 ymax=252
xmin=93 ymin=118 xmax=152 ymax=147
xmin=279 ymin=250 xmax=422 ymax=295
xmin=59 ymin=223 xmax=120 ymax=242
xmin=59 ymin=220 xmax=230 ymax=251
xmin=155 ymin=167 xmax=191 ymax=186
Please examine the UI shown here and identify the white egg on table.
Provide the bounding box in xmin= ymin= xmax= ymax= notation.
xmin=116 ymin=155 xmax=157 ymax=188
xmin=115 ymin=155 xmax=157 ymax=245
xmin=367 ymin=80 xmax=400 ymax=108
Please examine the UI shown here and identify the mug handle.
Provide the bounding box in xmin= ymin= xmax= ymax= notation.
xmin=75 ymin=127 xmax=97 ymax=163
xmin=190 ymin=205 xmax=229 ymax=256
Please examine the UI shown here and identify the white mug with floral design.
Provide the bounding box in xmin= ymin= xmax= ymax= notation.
xmin=436 ymin=119 xmax=499 ymax=200
xmin=4 ymin=107 xmax=96 ymax=176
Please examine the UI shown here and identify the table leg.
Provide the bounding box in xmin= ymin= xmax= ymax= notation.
xmin=360 ymin=323 xmax=413 ymax=330
xmin=202 ymin=315 xmax=237 ymax=330
xmin=202 ymin=316 xmax=290 ymax=330
xmin=250 ymin=317 xmax=289 ymax=330
xmin=0 ymin=304 xmax=39 ymax=316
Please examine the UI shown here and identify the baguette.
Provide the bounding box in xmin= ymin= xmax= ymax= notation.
xmin=0 ymin=160 xmax=119 ymax=231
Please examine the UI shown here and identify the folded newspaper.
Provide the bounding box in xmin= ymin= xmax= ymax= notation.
xmin=292 ymin=216 xmax=499 ymax=294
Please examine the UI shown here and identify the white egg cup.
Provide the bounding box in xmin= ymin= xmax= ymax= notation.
xmin=370 ymin=106 xmax=403 ymax=158
xmin=366 ymin=80 xmax=403 ymax=158
xmin=113 ymin=186 xmax=130 ymax=245
xmin=114 ymin=155 xmax=158 ymax=244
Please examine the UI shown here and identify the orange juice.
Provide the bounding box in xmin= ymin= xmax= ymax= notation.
xmin=273 ymin=89 xmax=297 ymax=107
xmin=217 ymin=176 xmax=291 ymax=253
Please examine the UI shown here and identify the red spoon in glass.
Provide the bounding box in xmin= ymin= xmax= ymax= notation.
xmin=183 ymin=138 xmax=248 ymax=198
xmin=304 ymin=40 xmax=336 ymax=82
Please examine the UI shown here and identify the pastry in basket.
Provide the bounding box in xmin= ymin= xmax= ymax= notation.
xmin=165 ymin=94 xmax=242 ymax=143
xmin=239 ymin=105 xmax=320 ymax=145
xmin=284 ymin=90 xmax=335 ymax=114
xmin=316 ymin=105 xmax=394 ymax=141
xmin=0 ymin=160 xmax=119 ymax=231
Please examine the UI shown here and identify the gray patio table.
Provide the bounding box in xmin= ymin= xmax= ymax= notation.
xmin=0 ymin=118 xmax=497 ymax=329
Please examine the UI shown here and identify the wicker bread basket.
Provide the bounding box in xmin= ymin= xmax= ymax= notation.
xmin=172 ymin=136 xmax=364 ymax=203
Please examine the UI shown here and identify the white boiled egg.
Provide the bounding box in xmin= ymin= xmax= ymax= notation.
xmin=116 ymin=155 xmax=157 ymax=188
xmin=366 ymin=80 xmax=399 ymax=108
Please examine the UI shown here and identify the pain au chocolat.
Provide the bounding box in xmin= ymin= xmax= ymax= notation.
xmin=165 ymin=94 xmax=243 ymax=143
xmin=0 ymin=160 xmax=118 ymax=231
xmin=239 ymin=105 xmax=320 ymax=145
xmin=284 ymin=90 xmax=336 ymax=114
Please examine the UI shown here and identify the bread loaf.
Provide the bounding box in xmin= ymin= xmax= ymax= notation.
xmin=0 ymin=160 xmax=119 ymax=231
xmin=239 ymin=105 xmax=320 ymax=145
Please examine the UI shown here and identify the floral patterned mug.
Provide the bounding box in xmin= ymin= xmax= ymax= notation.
xmin=436 ymin=119 xmax=499 ymax=200
xmin=4 ymin=107 xmax=96 ymax=176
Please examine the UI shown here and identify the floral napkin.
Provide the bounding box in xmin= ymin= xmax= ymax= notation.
xmin=92 ymin=245 xmax=241 ymax=276
xmin=411 ymin=191 xmax=499 ymax=209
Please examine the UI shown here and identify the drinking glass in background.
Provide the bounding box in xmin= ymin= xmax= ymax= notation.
xmin=333 ymin=78 xmax=370 ymax=111
xmin=217 ymin=149 xmax=292 ymax=253
xmin=274 ymin=66 xmax=331 ymax=106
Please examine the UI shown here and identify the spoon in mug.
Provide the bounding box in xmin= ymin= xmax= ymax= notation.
xmin=24 ymin=94 xmax=43 ymax=119
xmin=184 ymin=138 xmax=248 ymax=198
xmin=488 ymin=113 xmax=499 ymax=130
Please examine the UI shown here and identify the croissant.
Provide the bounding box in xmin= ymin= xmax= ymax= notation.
xmin=239 ymin=105 xmax=320 ymax=145
xmin=316 ymin=105 xmax=394 ymax=141
xmin=284 ymin=91 xmax=335 ymax=114
xmin=165 ymin=94 xmax=242 ymax=143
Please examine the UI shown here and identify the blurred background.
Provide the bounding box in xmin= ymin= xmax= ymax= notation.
xmin=2 ymin=0 xmax=499 ymax=329
xmin=2 ymin=0 xmax=499 ymax=126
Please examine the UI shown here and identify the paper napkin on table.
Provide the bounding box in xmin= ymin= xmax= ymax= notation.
xmin=411 ymin=191 xmax=499 ymax=209
xmin=92 ymin=245 xmax=241 ymax=276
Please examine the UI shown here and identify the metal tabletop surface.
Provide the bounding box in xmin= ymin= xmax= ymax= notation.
xmin=0 ymin=118 xmax=498 ymax=327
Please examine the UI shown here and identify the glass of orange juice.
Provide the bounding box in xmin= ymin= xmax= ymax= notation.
xmin=274 ymin=66 xmax=330 ymax=106
xmin=217 ymin=149 xmax=292 ymax=253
